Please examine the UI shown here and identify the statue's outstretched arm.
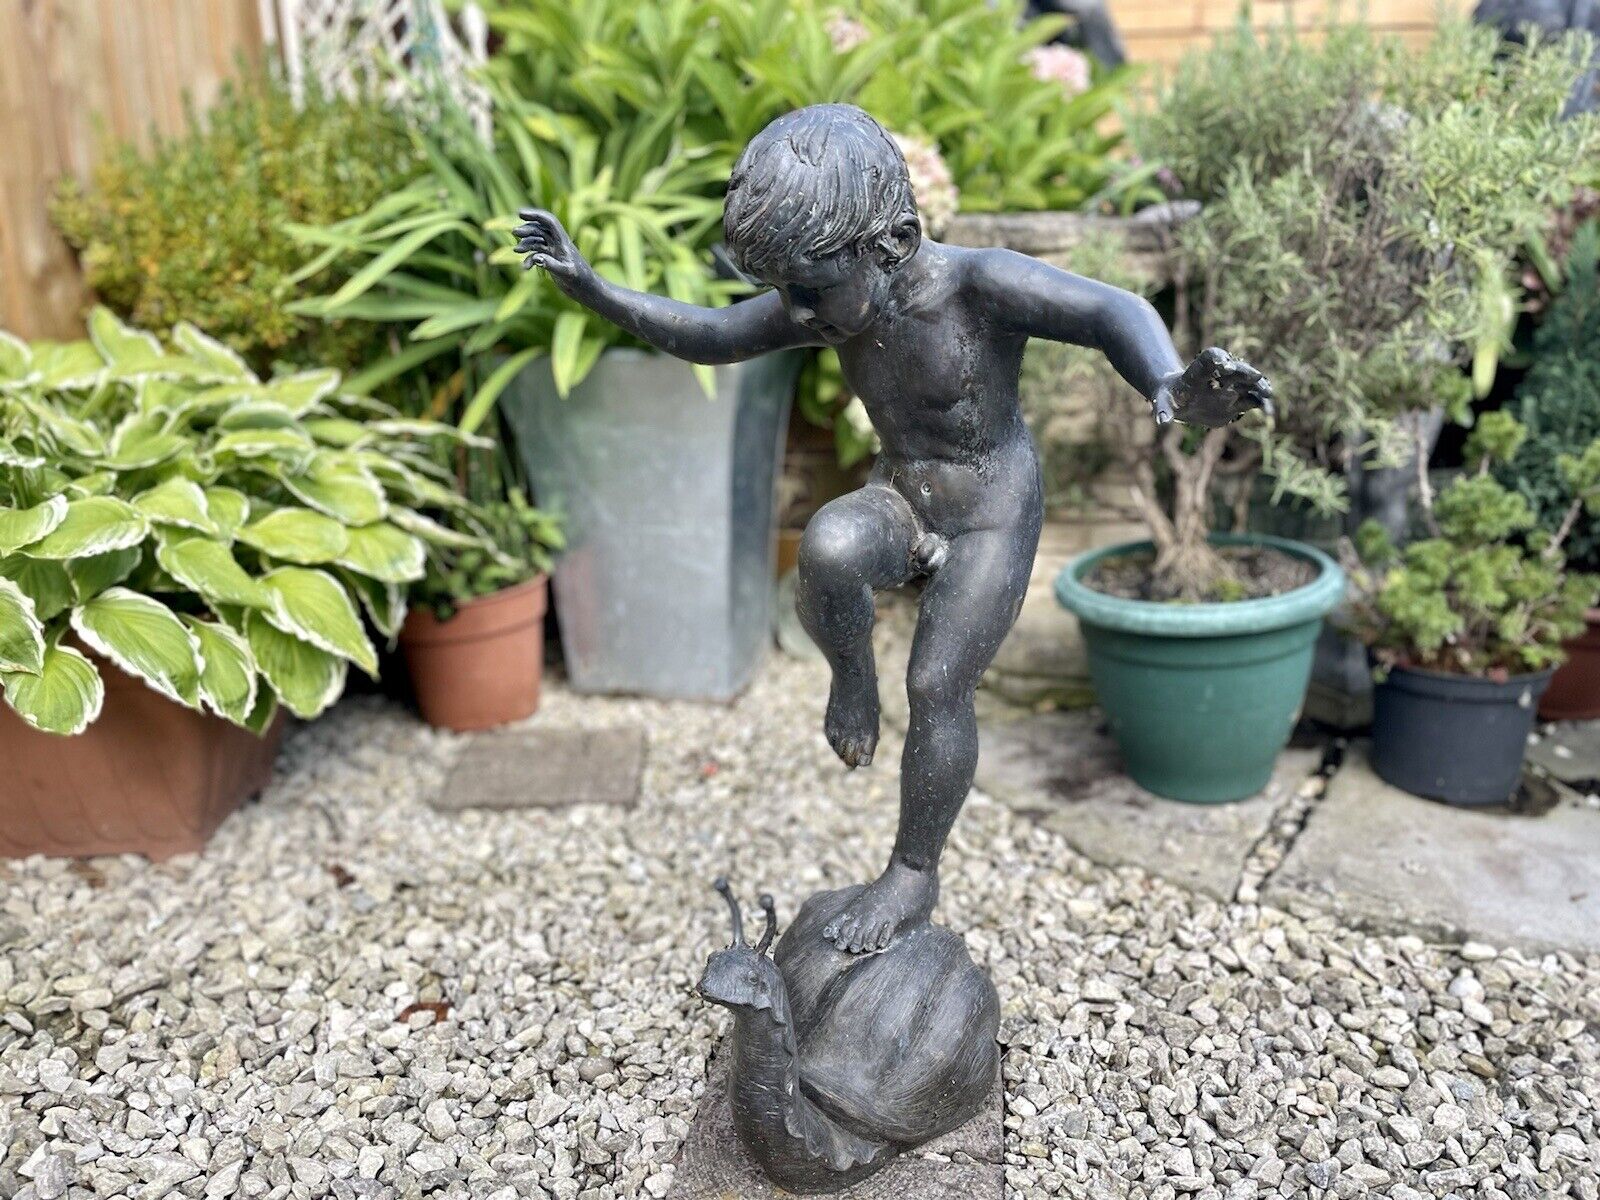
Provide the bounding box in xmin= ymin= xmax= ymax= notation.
xmin=971 ymin=248 xmax=1271 ymax=428
xmin=516 ymin=209 xmax=819 ymax=365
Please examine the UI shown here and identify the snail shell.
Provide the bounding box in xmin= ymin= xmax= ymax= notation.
xmin=773 ymin=884 xmax=1000 ymax=1145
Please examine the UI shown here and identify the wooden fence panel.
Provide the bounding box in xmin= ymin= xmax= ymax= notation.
xmin=1112 ymin=0 xmax=1473 ymax=66
xmin=0 ymin=0 xmax=263 ymax=340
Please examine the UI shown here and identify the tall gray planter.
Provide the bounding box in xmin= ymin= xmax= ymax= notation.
xmin=502 ymin=349 xmax=802 ymax=701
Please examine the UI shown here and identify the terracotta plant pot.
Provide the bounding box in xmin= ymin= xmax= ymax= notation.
xmin=399 ymin=577 xmax=548 ymax=732
xmin=1540 ymin=609 xmax=1600 ymax=721
xmin=0 ymin=658 xmax=284 ymax=860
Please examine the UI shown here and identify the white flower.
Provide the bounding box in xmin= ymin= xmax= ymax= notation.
xmin=892 ymin=132 xmax=959 ymax=235
xmin=1022 ymin=44 xmax=1091 ymax=96
xmin=824 ymin=10 xmax=871 ymax=54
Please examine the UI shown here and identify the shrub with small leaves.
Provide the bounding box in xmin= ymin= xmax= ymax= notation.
xmin=411 ymin=488 xmax=563 ymax=621
xmin=51 ymin=76 xmax=420 ymax=376
xmin=1344 ymin=414 xmax=1600 ymax=676
xmin=0 ymin=311 xmax=487 ymax=735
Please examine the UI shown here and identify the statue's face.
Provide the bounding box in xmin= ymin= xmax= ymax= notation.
xmin=765 ymin=251 xmax=890 ymax=345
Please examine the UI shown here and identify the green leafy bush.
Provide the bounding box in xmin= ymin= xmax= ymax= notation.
xmin=479 ymin=0 xmax=1150 ymax=216
xmin=291 ymin=79 xmax=742 ymax=420
xmin=1499 ymin=224 xmax=1600 ymax=573
xmin=1344 ymin=414 xmax=1600 ymax=675
xmin=411 ymin=487 xmax=563 ymax=621
xmin=0 ymin=311 xmax=488 ymax=735
xmin=51 ymin=77 xmax=421 ymax=376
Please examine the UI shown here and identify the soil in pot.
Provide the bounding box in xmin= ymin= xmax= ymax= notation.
xmin=0 ymin=657 xmax=284 ymax=860
xmin=1056 ymin=534 xmax=1345 ymax=804
xmin=1539 ymin=609 xmax=1600 ymax=721
xmin=1085 ymin=544 xmax=1316 ymax=602
xmin=400 ymin=577 xmax=548 ymax=733
xmin=1373 ymin=664 xmax=1554 ymax=806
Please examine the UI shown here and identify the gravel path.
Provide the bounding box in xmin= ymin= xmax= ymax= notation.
xmin=2 ymin=654 xmax=1598 ymax=1199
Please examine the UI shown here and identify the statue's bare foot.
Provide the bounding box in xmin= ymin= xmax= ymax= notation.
xmin=824 ymin=671 xmax=879 ymax=768
xmin=823 ymin=860 xmax=938 ymax=953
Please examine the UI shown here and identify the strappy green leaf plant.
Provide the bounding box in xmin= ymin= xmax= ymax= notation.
xmin=0 ymin=311 xmax=506 ymax=735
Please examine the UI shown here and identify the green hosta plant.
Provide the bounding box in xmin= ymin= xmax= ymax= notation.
xmin=1344 ymin=414 xmax=1600 ymax=677
xmin=0 ymin=310 xmax=482 ymax=735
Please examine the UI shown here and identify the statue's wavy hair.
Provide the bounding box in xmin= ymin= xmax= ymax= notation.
xmin=723 ymin=104 xmax=919 ymax=280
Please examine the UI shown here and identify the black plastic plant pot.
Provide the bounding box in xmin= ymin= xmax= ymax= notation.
xmin=1370 ymin=664 xmax=1555 ymax=807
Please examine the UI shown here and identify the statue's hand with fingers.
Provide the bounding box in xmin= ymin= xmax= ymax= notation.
xmin=1151 ymin=347 xmax=1275 ymax=430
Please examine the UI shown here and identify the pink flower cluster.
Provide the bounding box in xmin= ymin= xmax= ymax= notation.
xmin=824 ymin=10 xmax=871 ymax=54
xmin=892 ymin=132 xmax=959 ymax=235
xmin=1022 ymin=44 xmax=1092 ymax=96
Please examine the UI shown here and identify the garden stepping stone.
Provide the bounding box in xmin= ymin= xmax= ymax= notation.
xmin=1265 ymin=741 xmax=1600 ymax=956
xmin=973 ymin=706 xmax=1321 ymax=901
xmin=433 ymin=726 xmax=645 ymax=811
xmin=666 ymin=1054 xmax=1002 ymax=1200
xmin=1527 ymin=721 xmax=1600 ymax=791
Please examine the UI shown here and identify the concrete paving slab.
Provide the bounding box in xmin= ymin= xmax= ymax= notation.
xmin=974 ymin=708 xmax=1320 ymax=900
xmin=1528 ymin=721 xmax=1600 ymax=790
xmin=1265 ymin=743 xmax=1600 ymax=956
xmin=433 ymin=726 xmax=645 ymax=811
xmin=668 ymin=1055 xmax=1002 ymax=1200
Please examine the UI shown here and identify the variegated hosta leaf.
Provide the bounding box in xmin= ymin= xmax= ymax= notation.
xmin=20 ymin=497 xmax=148 ymax=560
xmin=66 ymin=546 xmax=142 ymax=604
xmin=389 ymin=506 xmax=487 ymax=549
xmin=267 ymin=369 xmax=341 ymax=416
xmin=0 ymin=329 xmax=33 ymax=382
xmin=0 ymin=577 xmax=45 ymax=674
xmin=217 ymin=401 xmax=298 ymax=431
xmin=12 ymin=387 xmax=104 ymax=452
xmin=156 ymin=537 xmax=273 ymax=609
xmin=260 ymin=567 xmax=377 ymax=677
xmin=88 ymin=306 xmax=164 ymax=372
xmin=369 ymin=419 xmax=493 ymax=450
xmin=334 ymin=522 xmax=425 ymax=584
xmin=134 ymin=478 xmax=219 ymax=536
xmin=211 ymin=427 xmax=316 ymax=462
xmin=0 ymin=643 xmax=103 ymax=735
xmin=105 ymin=410 xmax=188 ymax=471
xmin=237 ymin=508 xmax=349 ymax=564
xmin=0 ymin=496 xmax=68 ymax=555
xmin=205 ymin=488 xmax=250 ymax=538
xmin=244 ymin=610 xmax=347 ymax=720
xmin=31 ymin=340 xmax=105 ymax=391
xmin=0 ymin=443 xmax=44 ymax=468
xmin=283 ymin=454 xmax=387 ymax=525
xmin=184 ymin=617 xmax=259 ymax=725
xmin=302 ymin=417 xmax=371 ymax=448
xmin=66 ymin=472 xmax=116 ymax=498
xmin=173 ymin=322 xmax=257 ymax=383
xmin=242 ymin=688 xmax=279 ymax=735
xmin=341 ymin=569 xmax=407 ymax=642
xmin=1 ymin=556 xmax=72 ymax=621
xmin=71 ymin=587 xmax=202 ymax=709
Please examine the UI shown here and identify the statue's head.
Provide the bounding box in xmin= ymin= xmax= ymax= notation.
xmin=724 ymin=104 xmax=921 ymax=344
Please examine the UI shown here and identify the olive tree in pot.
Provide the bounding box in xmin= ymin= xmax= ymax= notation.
xmin=1344 ymin=414 xmax=1600 ymax=806
xmin=400 ymin=484 xmax=562 ymax=732
xmin=0 ymin=313 xmax=460 ymax=858
xmin=1131 ymin=20 xmax=1599 ymax=726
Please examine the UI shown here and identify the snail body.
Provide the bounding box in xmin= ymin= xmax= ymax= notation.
xmin=697 ymin=881 xmax=999 ymax=1194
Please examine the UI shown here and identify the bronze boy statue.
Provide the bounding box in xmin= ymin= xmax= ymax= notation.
xmin=516 ymin=104 xmax=1269 ymax=956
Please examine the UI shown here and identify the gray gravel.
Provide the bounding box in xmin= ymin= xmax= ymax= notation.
xmin=2 ymin=653 xmax=1598 ymax=1199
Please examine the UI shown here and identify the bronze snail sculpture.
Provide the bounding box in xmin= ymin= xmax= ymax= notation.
xmin=697 ymin=879 xmax=999 ymax=1194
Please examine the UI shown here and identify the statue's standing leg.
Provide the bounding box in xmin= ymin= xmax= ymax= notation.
xmin=825 ymin=513 xmax=1042 ymax=953
xmin=795 ymin=485 xmax=919 ymax=770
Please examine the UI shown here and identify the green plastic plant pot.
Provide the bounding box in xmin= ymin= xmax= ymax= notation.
xmin=1055 ymin=534 xmax=1346 ymax=804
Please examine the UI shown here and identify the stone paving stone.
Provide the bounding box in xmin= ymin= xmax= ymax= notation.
xmin=1265 ymin=742 xmax=1600 ymax=955
xmin=1528 ymin=721 xmax=1600 ymax=790
xmin=973 ymin=707 xmax=1320 ymax=900
xmin=432 ymin=726 xmax=645 ymax=811
xmin=668 ymin=1056 xmax=1002 ymax=1200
